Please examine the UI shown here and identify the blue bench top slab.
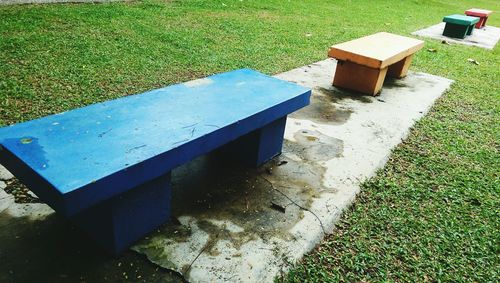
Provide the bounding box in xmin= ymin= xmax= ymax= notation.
xmin=0 ymin=69 xmax=311 ymax=216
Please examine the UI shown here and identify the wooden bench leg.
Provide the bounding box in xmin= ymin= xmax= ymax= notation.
xmin=218 ymin=116 xmax=287 ymax=166
xmin=474 ymin=18 xmax=483 ymax=28
xmin=387 ymin=54 xmax=414 ymax=79
xmin=467 ymin=24 xmax=475 ymax=35
xmin=333 ymin=60 xmax=387 ymax=96
xmin=71 ymin=172 xmax=171 ymax=255
xmin=481 ymin=17 xmax=488 ymax=28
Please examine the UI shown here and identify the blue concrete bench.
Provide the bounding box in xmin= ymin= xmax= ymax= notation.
xmin=0 ymin=69 xmax=311 ymax=254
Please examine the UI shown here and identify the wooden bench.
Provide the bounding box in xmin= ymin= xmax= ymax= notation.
xmin=443 ymin=14 xmax=480 ymax=39
xmin=465 ymin=8 xmax=493 ymax=29
xmin=0 ymin=69 xmax=311 ymax=254
xmin=327 ymin=32 xmax=424 ymax=95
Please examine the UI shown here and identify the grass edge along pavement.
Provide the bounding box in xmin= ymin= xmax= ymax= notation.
xmin=0 ymin=0 xmax=499 ymax=282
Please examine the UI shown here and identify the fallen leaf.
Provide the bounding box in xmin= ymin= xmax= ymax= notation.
xmin=427 ymin=48 xmax=437 ymax=52
xmin=467 ymin=58 xmax=480 ymax=65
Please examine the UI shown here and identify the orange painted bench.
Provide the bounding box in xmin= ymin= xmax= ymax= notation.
xmin=328 ymin=32 xmax=424 ymax=96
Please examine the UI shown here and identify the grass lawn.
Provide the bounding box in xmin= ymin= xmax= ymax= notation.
xmin=1 ymin=0 xmax=499 ymax=281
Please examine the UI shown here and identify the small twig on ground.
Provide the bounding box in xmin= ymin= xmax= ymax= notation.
xmin=270 ymin=201 xmax=286 ymax=213
xmin=184 ymin=233 xmax=218 ymax=275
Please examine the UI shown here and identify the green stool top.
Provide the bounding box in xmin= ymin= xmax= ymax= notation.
xmin=443 ymin=14 xmax=480 ymax=25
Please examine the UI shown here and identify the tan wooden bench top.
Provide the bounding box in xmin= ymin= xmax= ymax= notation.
xmin=328 ymin=32 xmax=424 ymax=69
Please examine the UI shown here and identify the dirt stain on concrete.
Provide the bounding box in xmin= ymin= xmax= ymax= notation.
xmin=383 ymin=77 xmax=417 ymax=92
xmin=317 ymin=87 xmax=373 ymax=104
xmin=290 ymin=87 xmax=370 ymax=125
xmin=137 ymin=128 xmax=344 ymax=271
xmin=168 ymin=154 xmax=314 ymax=245
xmin=289 ymin=129 xmax=344 ymax=162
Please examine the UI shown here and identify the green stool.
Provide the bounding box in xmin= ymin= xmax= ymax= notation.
xmin=443 ymin=14 xmax=480 ymax=39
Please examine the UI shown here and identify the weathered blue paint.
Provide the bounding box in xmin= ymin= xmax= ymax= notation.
xmin=0 ymin=69 xmax=310 ymax=253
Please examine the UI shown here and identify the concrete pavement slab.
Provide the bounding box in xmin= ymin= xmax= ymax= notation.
xmin=412 ymin=22 xmax=500 ymax=49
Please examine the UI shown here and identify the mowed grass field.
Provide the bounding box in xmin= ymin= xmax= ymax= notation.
xmin=1 ymin=0 xmax=499 ymax=281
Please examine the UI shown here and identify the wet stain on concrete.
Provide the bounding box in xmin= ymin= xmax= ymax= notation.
xmin=136 ymin=128 xmax=344 ymax=268
xmin=289 ymin=129 xmax=344 ymax=162
xmin=316 ymin=87 xmax=373 ymax=104
xmin=168 ymin=154 xmax=314 ymax=245
xmin=383 ymin=74 xmax=439 ymax=93
xmin=289 ymin=88 xmax=352 ymax=124
xmin=160 ymin=218 xmax=193 ymax=244
xmin=290 ymin=87 xmax=368 ymax=125
xmin=383 ymin=77 xmax=417 ymax=92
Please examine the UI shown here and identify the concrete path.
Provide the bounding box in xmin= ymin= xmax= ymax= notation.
xmin=412 ymin=22 xmax=500 ymax=49
xmin=0 ymin=59 xmax=452 ymax=282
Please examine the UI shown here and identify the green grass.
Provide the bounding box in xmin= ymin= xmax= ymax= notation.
xmin=1 ymin=0 xmax=499 ymax=281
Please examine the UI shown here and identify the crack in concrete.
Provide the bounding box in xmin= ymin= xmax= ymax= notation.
xmin=262 ymin=177 xmax=327 ymax=235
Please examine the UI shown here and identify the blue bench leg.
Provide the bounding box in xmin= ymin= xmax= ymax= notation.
xmin=219 ymin=116 xmax=287 ymax=167
xmin=71 ymin=172 xmax=171 ymax=255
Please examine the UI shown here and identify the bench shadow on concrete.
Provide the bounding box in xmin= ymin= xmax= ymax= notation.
xmin=0 ymin=210 xmax=186 ymax=282
xmin=0 ymin=196 xmax=185 ymax=282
